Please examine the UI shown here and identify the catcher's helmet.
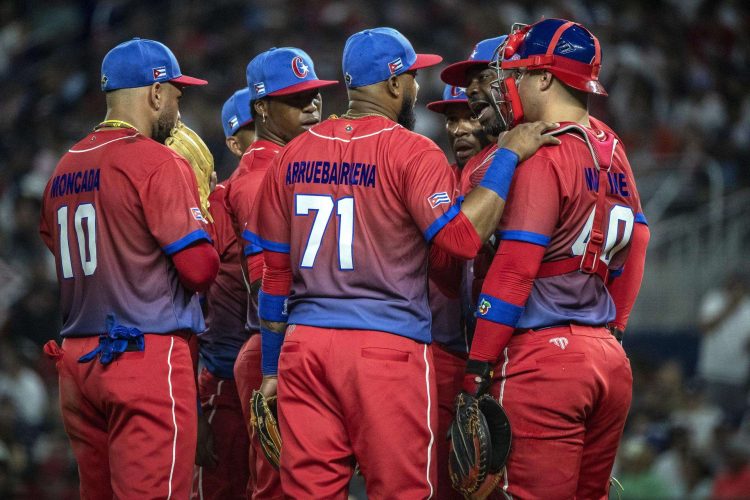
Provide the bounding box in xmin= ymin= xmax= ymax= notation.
xmin=500 ymin=18 xmax=607 ymax=95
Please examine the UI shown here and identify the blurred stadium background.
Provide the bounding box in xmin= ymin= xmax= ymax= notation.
xmin=0 ymin=0 xmax=748 ymax=498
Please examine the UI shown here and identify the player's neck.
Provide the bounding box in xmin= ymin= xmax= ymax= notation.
xmin=537 ymin=103 xmax=590 ymax=127
xmin=345 ymin=99 xmax=397 ymax=122
xmin=102 ymin=110 xmax=152 ymax=138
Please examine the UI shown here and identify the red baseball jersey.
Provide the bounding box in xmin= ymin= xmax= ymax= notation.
xmin=498 ymin=121 xmax=646 ymax=329
xmin=39 ymin=128 xmax=211 ymax=337
xmin=249 ymin=116 xmax=461 ymax=343
xmin=224 ymin=139 xmax=282 ymax=332
xmin=459 ymin=143 xmax=497 ymax=195
xmin=198 ymin=184 xmax=250 ymax=379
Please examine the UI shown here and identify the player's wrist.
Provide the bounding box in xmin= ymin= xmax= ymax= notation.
xmin=260 ymin=326 xmax=285 ymax=376
xmin=479 ymin=148 xmax=519 ymax=200
xmin=462 ymin=359 xmax=494 ymax=397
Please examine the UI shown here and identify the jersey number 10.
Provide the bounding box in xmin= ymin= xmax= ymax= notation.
xmin=57 ymin=204 xmax=97 ymax=278
xmin=295 ymin=194 xmax=354 ymax=270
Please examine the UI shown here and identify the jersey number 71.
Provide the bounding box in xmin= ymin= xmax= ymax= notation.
xmin=295 ymin=194 xmax=355 ymax=270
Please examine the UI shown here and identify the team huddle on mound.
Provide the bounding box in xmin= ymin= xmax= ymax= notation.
xmin=39 ymin=17 xmax=649 ymax=500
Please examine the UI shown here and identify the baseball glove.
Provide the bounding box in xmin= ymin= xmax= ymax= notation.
xmin=448 ymin=392 xmax=512 ymax=499
xmin=250 ymin=390 xmax=282 ymax=469
xmin=165 ymin=120 xmax=214 ymax=222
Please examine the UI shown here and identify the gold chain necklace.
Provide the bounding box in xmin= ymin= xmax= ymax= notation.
xmin=339 ymin=110 xmax=389 ymax=120
xmin=94 ymin=119 xmax=139 ymax=132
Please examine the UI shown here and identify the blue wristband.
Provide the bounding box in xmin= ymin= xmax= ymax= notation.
xmin=479 ymin=148 xmax=519 ymax=199
xmin=261 ymin=327 xmax=285 ymax=376
xmin=258 ymin=290 xmax=289 ymax=322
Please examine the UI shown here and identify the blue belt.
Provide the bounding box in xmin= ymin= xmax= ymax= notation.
xmin=78 ymin=314 xmax=144 ymax=365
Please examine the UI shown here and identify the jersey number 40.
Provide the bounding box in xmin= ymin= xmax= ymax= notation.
xmin=57 ymin=203 xmax=97 ymax=278
xmin=295 ymin=194 xmax=354 ymax=270
xmin=572 ymin=205 xmax=634 ymax=264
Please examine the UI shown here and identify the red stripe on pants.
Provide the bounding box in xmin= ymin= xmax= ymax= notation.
xmin=490 ymin=324 xmax=633 ymax=500
xmin=191 ymin=368 xmax=249 ymax=500
xmin=277 ymin=325 xmax=438 ymax=499
xmin=233 ymin=333 xmax=282 ymax=499
xmin=52 ymin=334 xmax=197 ymax=500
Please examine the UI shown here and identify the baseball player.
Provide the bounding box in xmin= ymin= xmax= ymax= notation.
xmin=226 ymin=47 xmax=337 ymax=500
xmin=246 ymin=27 xmax=559 ymax=498
xmin=426 ymin=83 xmax=490 ymax=500
xmin=39 ymin=38 xmax=219 ymax=498
xmin=461 ymin=19 xmax=650 ymax=499
xmin=191 ymin=88 xmax=255 ymax=500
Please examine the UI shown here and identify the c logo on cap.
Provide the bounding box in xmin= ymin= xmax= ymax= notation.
xmin=291 ymin=56 xmax=309 ymax=79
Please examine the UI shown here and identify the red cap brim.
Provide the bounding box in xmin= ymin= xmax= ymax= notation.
xmin=440 ymin=60 xmax=490 ymax=87
xmin=170 ymin=74 xmax=208 ymax=86
xmin=268 ymin=80 xmax=339 ymax=96
xmin=426 ymin=99 xmax=469 ymax=114
xmin=408 ymin=53 xmax=443 ymax=72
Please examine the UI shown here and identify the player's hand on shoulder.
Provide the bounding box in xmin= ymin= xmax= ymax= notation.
xmin=498 ymin=121 xmax=561 ymax=163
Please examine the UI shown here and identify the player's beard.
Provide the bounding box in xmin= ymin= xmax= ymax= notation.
xmin=153 ymin=112 xmax=178 ymax=144
xmin=397 ymin=89 xmax=416 ymax=131
xmin=482 ymin=105 xmax=506 ymax=137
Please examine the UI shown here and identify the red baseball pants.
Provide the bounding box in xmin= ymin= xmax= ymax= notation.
xmin=45 ymin=333 xmax=197 ymax=500
xmin=432 ymin=343 xmax=467 ymax=500
xmin=277 ymin=325 xmax=438 ymax=499
xmin=490 ymin=324 xmax=632 ymax=500
xmin=191 ymin=368 xmax=249 ymax=500
xmin=234 ymin=333 xmax=283 ymax=499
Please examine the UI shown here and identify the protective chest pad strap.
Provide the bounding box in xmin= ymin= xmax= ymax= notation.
xmin=546 ymin=123 xmax=618 ymax=277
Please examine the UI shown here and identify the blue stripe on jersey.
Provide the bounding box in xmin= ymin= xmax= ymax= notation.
xmin=635 ymin=212 xmax=648 ymax=225
xmin=244 ymin=243 xmax=263 ymax=256
xmin=289 ymin=297 xmax=432 ymax=344
xmin=243 ymin=228 xmax=291 ymax=254
xmin=475 ymin=294 xmax=524 ymax=327
xmin=162 ymin=228 xmax=212 ymax=255
xmin=424 ymin=196 xmax=463 ymax=242
xmin=498 ymin=230 xmax=551 ymax=247
xmin=610 ymin=267 xmax=624 ymax=278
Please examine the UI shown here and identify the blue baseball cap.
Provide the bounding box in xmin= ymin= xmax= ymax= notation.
xmin=101 ymin=38 xmax=207 ymax=91
xmin=246 ymin=47 xmax=338 ymax=102
xmin=221 ymin=88 xmax=254 ymax=137
xmin=342 ymin=27 xmax=443 ymax=88
xmin=426 ymin=84 xmax=469 ymax=114
xmin=440 ymin=35 xmax=507 ymax=87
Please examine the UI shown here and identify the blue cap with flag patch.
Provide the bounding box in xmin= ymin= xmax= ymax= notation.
xmin=426 ymin=84 xmax=469 ymax=114
xmin=440 ymin=35 xmax=507 ymax=87
xmin=246 ymin=47 xmax=338 ymax=102
xmin=221 ymin=88 xmax=253 ymax=138
xmin=100 ymin=38 xmax=207 ymax=91
xmin=342 ymin=27 xmax=443 ymax=88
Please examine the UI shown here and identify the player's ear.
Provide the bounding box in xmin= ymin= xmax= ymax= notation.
xmin=149 ymin=82 xmax=162 ymax=111
xmin=385 ymin=74 xmax=401 ymax=98
xmin=538 ymin=70 xmax=554 ymax=92
xmin=254 ymin=100 xmax=268 ymax=124
xmin=225 ymin=136 xmax=243 ymax=158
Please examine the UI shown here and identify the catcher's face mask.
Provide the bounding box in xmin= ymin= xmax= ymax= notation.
xmin=489 ymin=23 xmax=530 ymax=130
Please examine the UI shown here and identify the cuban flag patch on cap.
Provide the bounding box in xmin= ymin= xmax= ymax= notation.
xmin=228 ymin=116 xmax=239 ymax=129
xmin=388 ymin=58 xmax=403 ymax=74
xmin=254 ymin=82 xmax=266 ymax=95
xmin=428 ymin=191 xmax=451 ymax=208
xmin=153 ymin=66 xmax=167 ymax=80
